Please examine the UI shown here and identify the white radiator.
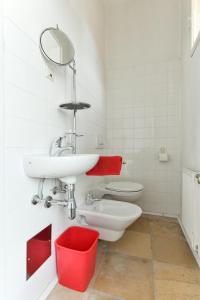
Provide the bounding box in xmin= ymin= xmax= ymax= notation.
xmin=182 ymin=168 xmax=200 ymax=258
xmin=182 ymin=168 xmax=197 ymax=248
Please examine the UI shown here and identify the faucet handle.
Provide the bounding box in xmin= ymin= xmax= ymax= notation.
xmin=85 ymin=191 xmax=101 ymax=205
xmin=55 ymin=137 xmax=62 ymax=147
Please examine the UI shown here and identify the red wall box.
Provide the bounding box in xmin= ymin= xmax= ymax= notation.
xmin=26 ymin=224 xmax=52 ymax=279
xmin=55 ymin=226 xmax=99 ymax=292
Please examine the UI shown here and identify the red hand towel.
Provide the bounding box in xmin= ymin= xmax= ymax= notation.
xmin=86 ymin=156 xmax=122 ymax=176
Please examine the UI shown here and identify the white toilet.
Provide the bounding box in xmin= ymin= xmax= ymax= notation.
xmin=98 ymin=181 xmax=144 ymax=203
xmin=77 ymin=199 xmax=142 ymax=241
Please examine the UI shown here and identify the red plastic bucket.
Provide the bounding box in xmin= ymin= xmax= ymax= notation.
xmin=55 ymin=226 xmax=99 ymax=292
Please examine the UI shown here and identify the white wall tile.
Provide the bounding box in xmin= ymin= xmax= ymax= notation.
xmin=105 ymin=0 xmax=182 ymax=217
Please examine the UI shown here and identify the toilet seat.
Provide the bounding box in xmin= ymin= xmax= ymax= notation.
xmin=106 ymin=181 xmax=144 ymax=192
xmin=97 ymin=181 xmax=144 ymax=203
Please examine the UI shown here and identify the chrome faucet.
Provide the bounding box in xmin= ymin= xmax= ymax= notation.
xmin=53 ymin=144 xmax=75 ymax=156
xmin=85 ymin=192 xmax=101 ymax=205
xmin=49 ymin=131 xmax=76 ymax=156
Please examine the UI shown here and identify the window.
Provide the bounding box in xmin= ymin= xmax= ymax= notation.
xmin=191 ymin=0 xmax=200 ymax=56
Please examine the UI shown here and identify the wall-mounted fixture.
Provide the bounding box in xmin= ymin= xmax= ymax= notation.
xmin=39 ymin=25 xmax=91 ymax=155
xmin=158 ymin=146 xmax=169 ymax=162
xmin=25 ymin=26 xmax=98 ymax=220
xmin=23 ymin=153 xmax=99 ymax=219
xmin=26 ymin=225 xmax=52 ymax=279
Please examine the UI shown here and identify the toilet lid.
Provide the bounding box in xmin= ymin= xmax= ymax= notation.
xmin=106 ymin=181 xmax=144 ymax=192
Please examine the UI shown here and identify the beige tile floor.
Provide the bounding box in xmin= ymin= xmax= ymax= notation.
xmin=47 ymin=215 xmax=200 ymax=300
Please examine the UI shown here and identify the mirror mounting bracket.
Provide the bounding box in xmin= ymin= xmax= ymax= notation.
xmin=69 ymin=60 xmax=76 ymax=73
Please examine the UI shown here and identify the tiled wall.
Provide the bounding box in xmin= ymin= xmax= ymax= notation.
xmin=106 ymin=62 xmax=182 ymax=216
xmin=104 ymin=0 xmax=182 ymax=216
xmin=2 ymin=1 xmax=105 ymax=299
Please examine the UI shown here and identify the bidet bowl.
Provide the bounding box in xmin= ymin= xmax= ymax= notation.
xmin=77 ymin=199 xmax=142 ymax=241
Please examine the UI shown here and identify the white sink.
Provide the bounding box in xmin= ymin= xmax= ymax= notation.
xmin=23 ymin=154 xmax=99 ymax=183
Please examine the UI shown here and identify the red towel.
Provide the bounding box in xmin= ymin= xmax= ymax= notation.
xmin=86 ymin=156 xmax=122 ymax=176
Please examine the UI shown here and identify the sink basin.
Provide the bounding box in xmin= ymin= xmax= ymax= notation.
xmin=23 ymin=154 xmax=99 ymax=183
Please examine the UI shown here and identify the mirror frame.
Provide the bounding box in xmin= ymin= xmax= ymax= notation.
xmin=39 ymin=26 xmax=75 ymax=66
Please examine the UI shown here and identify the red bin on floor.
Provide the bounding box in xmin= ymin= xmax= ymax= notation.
xmin=55 ymin=226 xmax=99 ymax=292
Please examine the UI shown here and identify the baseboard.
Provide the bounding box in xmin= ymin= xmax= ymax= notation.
xmin=38 ymin=277 xmax=58 ymax=300
xmin=178 ymin=217 xmax=200 ymax=267
xmin=143 ymin=211 xmax=179 ymax=219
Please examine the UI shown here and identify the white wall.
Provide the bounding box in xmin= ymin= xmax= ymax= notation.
xmin=2 ymin=1 xmax=105 ymax=299
xmin=182 ymin=0 xmax=200 ymax=172
xmin=104 ymin=0 xmax=182 ymax=216
xmin=0 ymin=0 xmax=5 ymax=298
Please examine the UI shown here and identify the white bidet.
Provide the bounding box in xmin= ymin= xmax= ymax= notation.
xmin=76 ymin=199 xmax=142 ymax=241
